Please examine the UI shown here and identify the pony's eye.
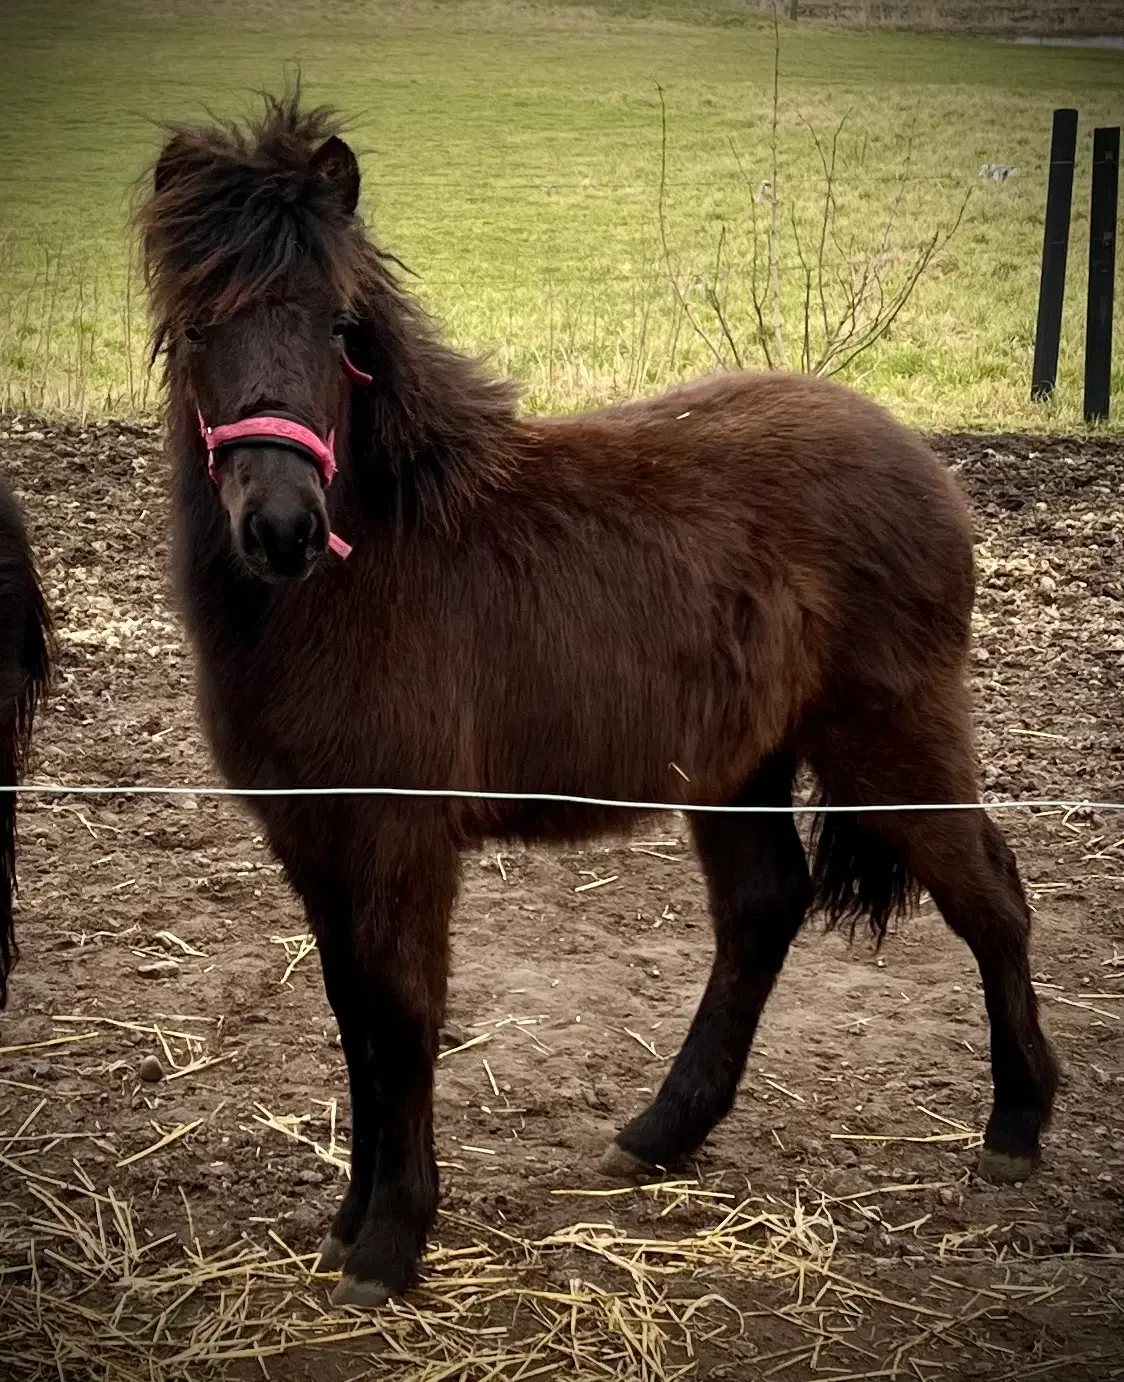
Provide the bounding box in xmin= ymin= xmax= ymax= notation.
xmin=184 ymin=325 xmax=205 ymax=348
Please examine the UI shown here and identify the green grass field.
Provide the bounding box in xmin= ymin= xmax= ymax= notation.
xmin=0 ymin=0 xmax=1121 ymax=429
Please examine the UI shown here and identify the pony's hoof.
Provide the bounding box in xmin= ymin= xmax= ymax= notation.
xmin=330 ymin=1274 xmax=392 ymax=1310
xmin=598 ymin=1141 xmax=661 ymax=1181
xmin=977 ymin=1147 xmax=1039 ymax=1185
xmin=316 ymin=1233 xmax=349 ymax=1273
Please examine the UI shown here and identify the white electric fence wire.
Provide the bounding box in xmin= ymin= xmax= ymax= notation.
xmin=3 ymin=783 xmax=1122 ymax=815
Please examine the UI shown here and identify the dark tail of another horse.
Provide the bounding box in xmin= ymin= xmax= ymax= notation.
xmin=0 ymin=511 xmax=54 ymax=1010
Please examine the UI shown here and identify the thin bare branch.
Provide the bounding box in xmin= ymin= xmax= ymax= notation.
xmin=788 ymin=201 xmax=813 ymax=372
xmin=800 ymin=109 xmax=849 ymax=350
xmin=655 ymin=83 xmax=726 ymax=368
xmin=767 ymin=3 xmax=787 ymax=368
xmin=824 ymin=186 xmax=972 ymax=376
xmin=730 ymin=137 xmax=774 ymax=368
xmin=879 ymin=113 xmax=920 ymax=262
xmin=703 ymin=223 xmax=743 ymax=368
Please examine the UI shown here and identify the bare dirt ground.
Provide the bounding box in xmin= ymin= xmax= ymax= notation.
xmin=0 ymin=416 xmax=1122 ymax=1380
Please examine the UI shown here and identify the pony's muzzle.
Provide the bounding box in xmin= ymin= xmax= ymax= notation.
xmin=220 ymin=445 xmax=330 ymax=581
xmin=241 ymin=504 xmax=326 ymax=578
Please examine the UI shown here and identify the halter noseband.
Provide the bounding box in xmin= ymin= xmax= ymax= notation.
xmin=197 ymin=349 xmax=374 ymax=561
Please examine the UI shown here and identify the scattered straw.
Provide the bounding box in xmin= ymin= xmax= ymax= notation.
xmin=53 ymin=1014 xmax=209 ymax=1045
xmin=0 ymin=1097 xmax=1109 ymax=1380
xmin=0 ymin=1142 xmax=1107 ymax=1380
xmin=251 ymin=1103 xmax=349 ymax=1177
xmin=270 ymin=932 xmax=318 ymax=985
xmin=0 ymin=1098 xmax=46 ymax=1156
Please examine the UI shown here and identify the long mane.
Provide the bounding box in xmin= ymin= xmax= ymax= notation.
xmin=137 ymin=90 xmax=522 ymax=528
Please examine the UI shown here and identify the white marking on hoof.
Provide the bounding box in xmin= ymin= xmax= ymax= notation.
xmin=977 ymin=1147 xmax=1038 ymax=1185
xmin=330 ymin=1274 xmax=392 ymax=1310
xmin=598 ymin=1142 xmax=661 ymax=1181
xmin=315 ymin=1233 xmax=349 ymax=1273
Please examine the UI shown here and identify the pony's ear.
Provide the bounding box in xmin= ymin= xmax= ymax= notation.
xmin=310 ymin=135 xmax=360 ymax=214
xmin=154 ymin=133 xmax=192 ymax=195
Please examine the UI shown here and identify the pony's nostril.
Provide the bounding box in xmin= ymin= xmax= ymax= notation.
xmin=243 ymin=512 xmax=265 ymax=554
xmin=292 ymin=510 xmax=315 ymax=551
xmin=306 ymin=512 xmax=328 ymax=558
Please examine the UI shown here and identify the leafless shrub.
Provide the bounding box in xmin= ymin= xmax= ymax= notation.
xmin=657 ymin=9 xmax=970 ymax=377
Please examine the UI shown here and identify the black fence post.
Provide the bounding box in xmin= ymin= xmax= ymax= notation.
xmin=1031 ymin=109 xmax=1079 ymax=401
xmin=1083 ymin=126 xmax=1120 ymax=423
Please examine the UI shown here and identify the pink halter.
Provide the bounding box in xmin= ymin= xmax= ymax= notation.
xmin=197 ymin=349 xmax=373 ymax=561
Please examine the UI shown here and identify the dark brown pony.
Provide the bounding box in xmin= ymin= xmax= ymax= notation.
xmin=0 ymin=470 xmax=53 ymax=1010
xmin=139 ymin=93 xmax=1059 ymax=1309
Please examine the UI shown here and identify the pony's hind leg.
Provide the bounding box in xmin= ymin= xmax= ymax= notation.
xmin=602 ymin=753 xmax=812 ymax=1177
xmin=813 ymin=687 xmax=1060 ymax=1182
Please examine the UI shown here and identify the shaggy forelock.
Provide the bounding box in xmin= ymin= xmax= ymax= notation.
xmin=137 ymin=92 xmax=393 ymax=353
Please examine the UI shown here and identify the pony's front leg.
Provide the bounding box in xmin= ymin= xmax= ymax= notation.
xmin=324 ymin=842 xmax=456 ymax=1309
xmin=264 ymin=863 xmax=375 ymax=1271
xmin=313 ymin=906 xmax=383 ymax=1274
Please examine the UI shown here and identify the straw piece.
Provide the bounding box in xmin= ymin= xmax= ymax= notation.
xmin=153 ymin=931 xmax=207 ymax=958
xmin=830 ymin=1130 xmax=982 ymax=1146
xmin=0 ymin=1033 xmax=101 ymax=1057
xmin=164 ymin=1052 xmax=238 ymax=1083
xmin=623 ymin=1029 xmax=663 ymax=1059
xmin=574 ymin=874 xmax=618 ymax=893
xmin=437 ymin=1032 xmax=492 ymax=1060
xmin=116 ymin=1120 xmax=203 ymax=1168
xmin=0 ymin=1098 xmax=47 ymax=1156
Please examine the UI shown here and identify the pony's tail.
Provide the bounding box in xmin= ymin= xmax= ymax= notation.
xmin=808 ymin=788 xmax=920 ymax=949
xmin=0 ymin=558 xmax=53 ymax=1009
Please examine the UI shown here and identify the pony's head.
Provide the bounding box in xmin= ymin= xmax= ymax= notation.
xmin=140 ymin=96 xmax=380 ymax=580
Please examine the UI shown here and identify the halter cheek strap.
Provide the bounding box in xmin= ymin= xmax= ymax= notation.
xmin=197 ymin=348 xmax=372 ymax=562
xmin=341 ymin=352 xmax=373 ymax=387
